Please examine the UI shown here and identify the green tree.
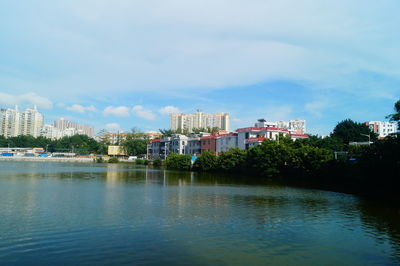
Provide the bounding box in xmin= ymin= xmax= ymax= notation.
xmin=217 ymin=148 xmax=247 ymax=172
xmin=166 ymin=153 xmax=191 ymax=170
xmin=193 ymin=150 xmax=218 ymax=171
xmin=246 ymin=140 xmax=299 ymax=177
xmin=121 ymin=130 xmax=148 ymax=156
xmin=386 ymin=99 xmax=400 ymax=130
xmin=331 ymin=119 xmax=377 ymax=144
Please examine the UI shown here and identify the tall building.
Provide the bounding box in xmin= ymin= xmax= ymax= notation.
xmin=0 ymin=106 xmax=43 ymax=138
xmin=20 ymin=106 xmax=44 ymax=137
xmin=170 ymin=111 xmax=230 ymax=132
xmin=53 ymin=118 xmax=94 ymax=137
xmin=365 ymin=121 xmax=397 ymax=138
xmin=0 ymin=106 xmax=21 ymax=137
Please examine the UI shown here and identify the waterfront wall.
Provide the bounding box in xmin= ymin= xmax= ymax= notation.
xmin=0 ymin=157 xmax=94 ymax=163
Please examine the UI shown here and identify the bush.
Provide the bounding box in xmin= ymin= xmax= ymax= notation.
xmin=108 ymin=157 xmax=119 ymax=163
xmin=193 ymin=150 xmax=218 ymax=171
xmin=143 ymin=159 xmax=149 ymax=165
xmin=153 ymin=158 xmax=163 ymax=167
xmin=95 ymin=156 xmax=105 ymax=163
xmin=217 ymin=148 xmax=247 ymax=172
xmin=135 ymin=158 xmax=145 ymax=165
xmin=166 ymin=153 xmax=191 ymax=170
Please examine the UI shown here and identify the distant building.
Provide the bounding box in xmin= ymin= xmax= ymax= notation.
xmin=365 ymin=121 xmax=397 ymax=138
xmin=170 ymin=111 xmax=230 ymax=133
xmin=53 ymin=118 xmax=94 ymax=138
xmin=216 ymin=133 xmax=238 ymax=154
xmin=0 ymin=106 xmax=43 ymax=138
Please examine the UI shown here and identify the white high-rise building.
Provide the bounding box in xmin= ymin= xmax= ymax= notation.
xmin=365 ymin=121 xmax=397 ymax=138
xmin=0 ymin=106 xmax=43 ymax=138
xmin=19 ymin=106 xmax=44 ymax=137
xmin=0 ymin=106 xmax=21 ymax=137
xmin=53 ymin=118 xmax=95 ymax=137
xmin=170 ymin=111 xmax=230 ymax=132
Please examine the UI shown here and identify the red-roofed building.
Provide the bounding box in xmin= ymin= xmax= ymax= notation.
xmin=200 ymin=135 xmax=217 ymax=153
xmin=216 ymin=133 xmax=238 ymax=154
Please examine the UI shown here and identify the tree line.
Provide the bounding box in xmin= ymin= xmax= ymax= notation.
xmin=165 ymin=99 xmax=400 ymax=198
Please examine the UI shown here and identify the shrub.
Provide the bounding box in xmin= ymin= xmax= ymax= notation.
xmin=108 ymin=157 xmax=119 ymax=163
xmin=217 ymin=148 xmax=247 ymax=172
xmin=95 ymin=156 xmax=104 ymax=163
xmin=135 ymin=158 xmax=145 ymax=165
xmin=193 ymin=150 xmax=218 ymax=171
xmin=153 ymin=158 xmax=163 ymax=167
xmin=166 ymin=153 xmax=191 ymax=170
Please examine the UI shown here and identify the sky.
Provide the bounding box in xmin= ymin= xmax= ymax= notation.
xmin=0 ymin=0 xmax=399 ymax=135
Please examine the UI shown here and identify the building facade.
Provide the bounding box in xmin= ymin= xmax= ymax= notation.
xmin=53 ymin=118 xmax=94 ymax=137
xmin=365 ymin=121 xmax=397 ymax=138
xmin=170 ymin=111 xmax=230 ymax=132
xmin=0 ymin=106 xmax=43 ymax=138
xmin=216 ymin=133 xmax=238 ymax=154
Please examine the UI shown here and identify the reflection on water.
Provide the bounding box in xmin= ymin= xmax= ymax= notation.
xmin=0 ymin=161 xmax=400 ymax=265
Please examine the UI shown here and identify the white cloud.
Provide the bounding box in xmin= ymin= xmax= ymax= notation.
xmin=0 ymin=92 xmax=53 ymax=109
xmin=66 ymin=104 xmax=97 ymax=113
xmin=132 ymin=105 xmax=156 ymax=120
xmin=103 ymin=106 xmax=130 ymax=117
xmin=3 ymin=0 xmax=399 ymax=100
xmin=105 ymin=123 xmax=121 ymax=131
xmin=159 ymin=105 xmax=181 ymax=115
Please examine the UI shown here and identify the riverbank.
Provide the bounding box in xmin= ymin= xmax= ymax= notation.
xmin=0 ymin=157 xmax=94 ymax=163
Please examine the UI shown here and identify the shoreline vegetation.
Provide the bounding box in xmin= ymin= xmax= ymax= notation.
xmin=1 ymin=100 xmax=399 ymax=199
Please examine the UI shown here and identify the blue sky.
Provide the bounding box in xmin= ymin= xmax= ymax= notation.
xmin=0 ymin=0 xmax=399 ymax=135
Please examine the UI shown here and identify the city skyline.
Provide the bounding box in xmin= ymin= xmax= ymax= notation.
xmin=1 ymin=1 xmax=399 ymax=135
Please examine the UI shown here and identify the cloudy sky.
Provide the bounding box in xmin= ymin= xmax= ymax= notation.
xmin=1 ymin=0 xmax=399 ymax=134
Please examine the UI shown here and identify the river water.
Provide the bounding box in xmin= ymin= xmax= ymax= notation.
xmin=0 ymin=161 xmax=399 ymax=265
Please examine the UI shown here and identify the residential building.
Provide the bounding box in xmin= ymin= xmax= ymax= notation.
xmin=0 ymin=106 xmax=43 ymax=138
xmin=53 ymin=118 xmax=94 ymax=137
xmin=170 ymin=111 xmax=230 ymax=132
xmin=365 ymin=121 xmax=397 ymax=138
xmin=237 ymin=126 xmax=289 ymax=150
xmin=40 ymin=124 xmax=62 ymax=139
xmin=0 ymin=107 xmax=21 ymax=137
xmin=185 ymin=137 xmax=201 ymax=155
xmin=216 ymin=133 xmax=238 ymax=154
xmin=200 ymin=135 xmax=217 ymax=153
xmin=20 ymin=107 xmax=44 ymax=137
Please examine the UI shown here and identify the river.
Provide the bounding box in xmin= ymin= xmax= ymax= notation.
xmin=0 ymin=161 xmax=399 ymax=265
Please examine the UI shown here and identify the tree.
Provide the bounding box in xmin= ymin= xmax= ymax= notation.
xmin=121 ymin=135 xmax=148 ymax=156
xmin=331 ymin=119 xmax=377 ymax=144
xmin=166 ymin=153 xmax=191 ymax=170
xmin=193 ymin=150 xmax=218 ymax=171
xmin=386 ymin=99 xmax=400 ymax=130
xmin=217 ymin=148 xmax=247 ymax=172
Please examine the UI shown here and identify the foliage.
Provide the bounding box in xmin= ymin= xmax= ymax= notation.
xmin=217 ymin=148 xmax=247 ymax=172
xmin=294 ymin=145 xmax=333 ymax=177
xmin=108 ymin=157 xmax=119 ymax=163
xmin=331 ymin=119 xmax=377 ymax=144
xmin=120 ymin=132 xmax=148 ymax=156
xmin=0 ymin=134 xmax=101 ymax=154
xmin=166 ymin=153 xmax=192 ymax=170
xmin=135 ymin=158 xmax=145 ymax=165
xmin=246 ymin=140 xmax=299 ymax=177
xmin=193 ymin=150 xmax=218 ymax=171
xmin=294 ymin=135 xmax=344 ymax=151
xmin=386 ymin=99 xmax=400 ymax=129
xmin=153 ymin=158 xmax=163 ymax=167
xmin=95 ymin=156 xmax=105 ymax=163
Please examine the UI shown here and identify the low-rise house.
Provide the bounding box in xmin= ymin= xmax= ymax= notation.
xmin=200 ymin=135 xmax=217 ymax=153
xmin=185 ymin=137 xmax=201 ymax=155
xmin=216 ymin=133 xmax=238 ymax=154
xmin=237 ymin=126 xmax=289 ymax=150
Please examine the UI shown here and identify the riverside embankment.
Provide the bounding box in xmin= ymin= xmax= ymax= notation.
xmin=0 ymin=156 xmax=94 ymax=163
